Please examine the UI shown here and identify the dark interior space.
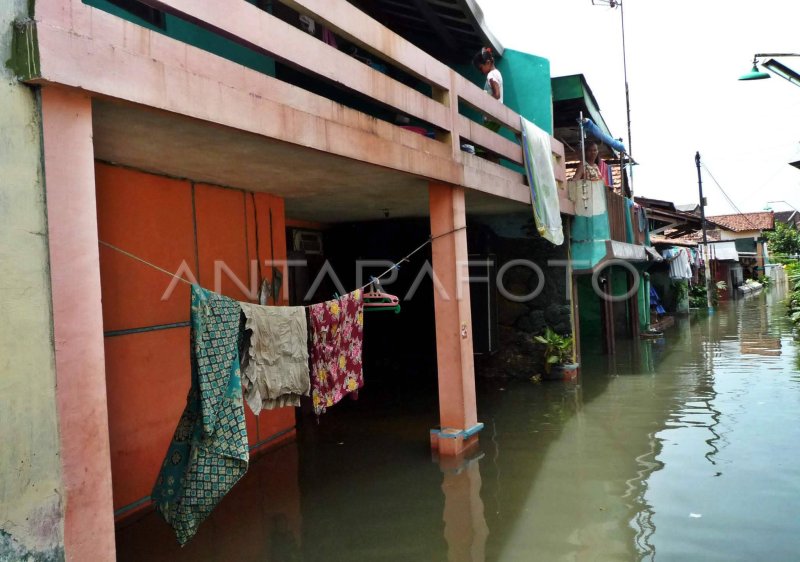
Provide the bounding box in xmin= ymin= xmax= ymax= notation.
xmin=288 ymin=218 xmax=440 ymax=430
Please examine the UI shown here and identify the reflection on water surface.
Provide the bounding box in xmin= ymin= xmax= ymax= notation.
xmin=118 ymin=291 xmax=800 ymax=561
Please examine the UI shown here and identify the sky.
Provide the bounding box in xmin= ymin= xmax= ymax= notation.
xmin=477 ymin=0 xmax=800 ymax=216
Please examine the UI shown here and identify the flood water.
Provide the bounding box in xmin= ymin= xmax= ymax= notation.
xmin=117 ymin=289 xmax=800 ymax=561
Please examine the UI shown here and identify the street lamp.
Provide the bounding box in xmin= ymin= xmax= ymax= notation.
xmin=766 ymin=200 xmax=800 ymax=213
xmin=739 ymin=54 xmax=800 ymax=87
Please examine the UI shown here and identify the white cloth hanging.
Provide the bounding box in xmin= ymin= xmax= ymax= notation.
xmin=239 ymin=302 xmax=310 ymax=415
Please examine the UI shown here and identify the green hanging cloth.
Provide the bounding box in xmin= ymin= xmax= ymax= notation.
xmin=151 ymin=285 xmax=249 ymax=545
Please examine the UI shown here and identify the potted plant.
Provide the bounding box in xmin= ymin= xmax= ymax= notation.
xmin=533 ymin=327 xmax=578 ymax=380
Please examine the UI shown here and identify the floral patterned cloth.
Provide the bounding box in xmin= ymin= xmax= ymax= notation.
xmin=151 ymin=285 xmax=249 ymax=545
xmin=309 ymin=290 xmax=364 ymax=415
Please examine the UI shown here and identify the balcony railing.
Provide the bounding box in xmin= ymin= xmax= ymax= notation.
xmin=64 ymin=0 xmax=564 ymax=185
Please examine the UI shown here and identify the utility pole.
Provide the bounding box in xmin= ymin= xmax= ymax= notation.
xmin=591 ymin=0 xmax=633 ymax=193
xmin=695 ymin=152 xmax=713 ymax=310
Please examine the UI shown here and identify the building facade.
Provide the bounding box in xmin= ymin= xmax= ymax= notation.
xmin=2 ymin=0 xmax=578 ymax=558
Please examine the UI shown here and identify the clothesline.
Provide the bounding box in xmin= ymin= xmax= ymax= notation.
xmin=98 ymin=224 xmax=467 ymax=301
xmin=99 ymin=240 xmax=193 ymax=285
xmin=358 ymin=225 xmax=467 ymax=290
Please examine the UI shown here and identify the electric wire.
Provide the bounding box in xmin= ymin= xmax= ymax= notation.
xmin=99 ymin=225 xmax=468 ymax=302
xmin=700 ymin=163 xmax=760 ymax=231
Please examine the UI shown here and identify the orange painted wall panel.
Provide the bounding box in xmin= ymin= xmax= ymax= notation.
xmin=256 ymin=408 xmax=296 ymax=447
xmin=98 ymin=165 xmax=297 ymax=512
xmin=95 ymin=163 xmax=196 ymax=332
xmin=194 ymin=183 xmax=254 ymax=302
xmin=115 ymin=442 xmax=302 ymax=561
xmin=268 ymin=196 xmax=288 ymax=304
xmin=104 ymin=328 xmax=191 ymax=511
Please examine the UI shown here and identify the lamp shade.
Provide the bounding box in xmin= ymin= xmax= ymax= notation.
xmin=762 ymin=59 xmax=800 ymax=87
xmin=739 ymin=64 xmax=771 ymax=81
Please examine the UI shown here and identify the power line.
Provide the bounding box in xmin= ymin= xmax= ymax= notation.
xmin=700 ymin=163 xmax=760 ymax=231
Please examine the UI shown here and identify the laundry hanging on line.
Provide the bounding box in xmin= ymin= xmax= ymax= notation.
xmin=662 ymin=247 xmax=693 ymax=280
xmin=102 ymin=229 xmax=462 ymax=543
xmin=152 ymin=286 xmax=366 ymax=544
xmin=309 ymin=289 xmax=365 ymax=415
xmin=239 ymin=302 xmax=310 ymax=415
xmin=151 ymin=285 xmax=249 ymax=546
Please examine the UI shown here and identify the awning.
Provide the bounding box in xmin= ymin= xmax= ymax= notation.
xmin=552 ymin=74 xmax=619 ymax=160
xmin=581 ymin=118 xmax=627 ymax=154
xmin=609 ymin=240 xmax=647 ymax=262
xmin=645 ymin=246 xmax=663 ymax=262
xmin=572 ymin=240 xmax=648 ymax=273
xmin=703 ymin=241 xmax=739 ymax=261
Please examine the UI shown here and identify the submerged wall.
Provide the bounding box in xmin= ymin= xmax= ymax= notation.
xmin=0 ymin=1 xmax=65 ymax=559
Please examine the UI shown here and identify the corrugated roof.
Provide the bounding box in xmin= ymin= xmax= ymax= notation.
xmin=346 ymin=0 xmax=502 ymax=64
xmin=675 ymin=203 xmax=700 ymax=214
xmin=651 ymin=228 xmax=722 ymax=246
xmin=552 ymin=74 xmax=618 ymax=160
xmin=774 ymin=210 xmax=798 ymax=226
xmin=707 ymin=212 xmax=774 ymax=232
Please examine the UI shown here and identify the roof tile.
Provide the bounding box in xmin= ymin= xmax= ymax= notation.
xmin=706 ymin=212 xmax=774 ymax=232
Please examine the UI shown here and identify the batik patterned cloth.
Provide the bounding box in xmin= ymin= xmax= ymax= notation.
xmin=151 ymin=285 xmax=249 ymax=545
xmin=308 ymin=290 xmax=364 ymax=415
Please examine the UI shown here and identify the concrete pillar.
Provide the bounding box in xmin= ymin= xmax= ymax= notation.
xmin=41 ymin=87 xmax=116 ymax=561
xmin=756 ymin=238 xmax=765 ymax=277
xmin=428 ymin=182 xmax=481 ymax=456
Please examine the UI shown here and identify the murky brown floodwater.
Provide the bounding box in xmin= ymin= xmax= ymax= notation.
xmin=117 ymin=288 xmax=800 ymax=561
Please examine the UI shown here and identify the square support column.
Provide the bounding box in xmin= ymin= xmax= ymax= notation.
xmin=41 ymin=87 xmax=116 ymax=561
xmin=428 ymin=182 xmax=481 ymax=456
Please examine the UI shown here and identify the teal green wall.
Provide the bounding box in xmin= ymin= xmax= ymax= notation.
xmin=572 ymin=241 xmax=608 ymax=271
xmin=455 ymin=48 xmax=552 ymax=138
xmin=639 ymin=274 xmax=650 ymax=328
xmin=571 ymin=210 xmax=611 ymax=270
xmin=83 ymin=0 xmax=276 ymax=76
xmin=572 ymin=215 xmax=610 ymax=242
xmin=496 ymin=49 xmax=552 ymax=134
xmin=611 ymin=267 xmax=628 ymax=296
xmin=455 ymin=49 xmax=552 ymax=133
xmin=576 ymin=275 xmax=602 ymax=340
